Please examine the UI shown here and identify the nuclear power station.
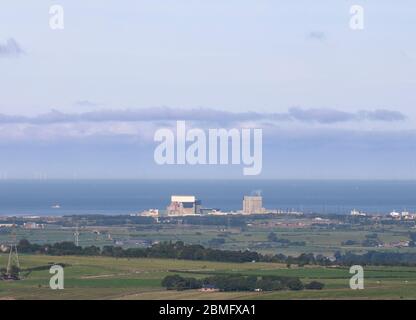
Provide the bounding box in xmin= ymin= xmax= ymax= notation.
xmin=167 ymin=195 xmax=202 ymax=216
xmin=242 ymin=195 xmax=264 ymax=214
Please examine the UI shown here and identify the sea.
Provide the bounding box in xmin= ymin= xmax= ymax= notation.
xmin=0 ymin=179 xmax=415 ymax=216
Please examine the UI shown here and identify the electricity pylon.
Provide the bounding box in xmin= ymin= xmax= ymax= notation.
xmin=6 ymin=227 xmax=20 ymax=277
xmin=74 ymin=224 xmax=80 ymax=246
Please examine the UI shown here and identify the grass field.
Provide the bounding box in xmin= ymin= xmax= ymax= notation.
xmin=2 ymin=215 xmax=416 ymax=299
xmin=1 ymin=254 xmax=416 ymax=300
xmin=2 ymin=220 xmax=416 ymax=257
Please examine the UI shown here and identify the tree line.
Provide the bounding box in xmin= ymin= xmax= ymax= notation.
xmin=16 ymin=239 xmax=416 ymax=267
xmin=161 ymin=274 xmax=324 ymax=291
xmin=17 ymin=239 xmax=327 ymax=265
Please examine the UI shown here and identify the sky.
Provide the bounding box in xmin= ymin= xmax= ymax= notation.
xmin=0 ymin=1 xmax=415 ymax=179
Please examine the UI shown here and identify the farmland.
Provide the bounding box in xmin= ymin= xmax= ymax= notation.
xmin=2 ymin=213 xmax=416 ymax=299
xmin=2 ymin=213 xmax=416 ymax=258
xmin=1 ymin=254 xmax=416 ymax=300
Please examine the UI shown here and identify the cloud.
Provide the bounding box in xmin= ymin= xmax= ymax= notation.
xmin=74 ymin=100 xmax=101 ymax=107
xmin=288 ymin=107 xmax=355 ymax=123
xmin=0 ymin=108 xmax=287 ymax=125
xmin=0 ymin=107 xmax=406 ymax=144
xmin=358 ymin=109 xmax=406 ymax=122
xmin=307 ymin=31 xmax=326 ymax=41
xmin=0 ymin=38 xmax=24 ymax=57
xmin=2 ymin=126 xmax=416 ymax=179
xmin=0 ymin=107 xmax=405 ymax=126
xmin=289 ymin=107 xmax=406 ymax=123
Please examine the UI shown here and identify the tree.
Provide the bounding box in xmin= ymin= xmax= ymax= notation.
xmin=161 ymin=275 xmax=202 ymax=290
xmin=305 ymin=281 xmax=325 ymax=290
xmin=286 ymin=278 xmax=304 ymax=291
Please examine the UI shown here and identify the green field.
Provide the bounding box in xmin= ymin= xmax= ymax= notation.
xmin=2 ymin=214 xmax=416 ymax=299
xmin=1 ymin=254 xmax=416 ymax=300
xmin=2 ymin=217 xmax=416 ymax=257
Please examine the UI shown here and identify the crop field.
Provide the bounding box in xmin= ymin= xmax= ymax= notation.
xmin=1 ymin=254 xmax=416 ymax=300
xmin=2 ymin=221 xmax=415 ymax=257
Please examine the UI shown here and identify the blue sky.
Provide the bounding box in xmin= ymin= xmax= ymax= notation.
xmin=0 ymin=1 xmax=415 ymax=179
